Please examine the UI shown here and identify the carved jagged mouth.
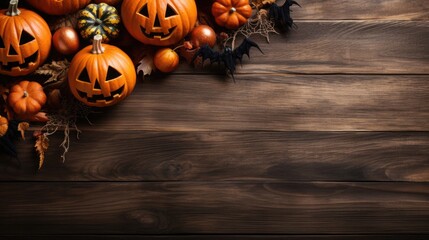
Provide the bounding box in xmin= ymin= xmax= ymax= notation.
xmin=0 ymin=51 xmax=38 ymax=71
xmin=77 ymin=85 xmax=125 ymax=103
xmin=141 ymin=26 xmax=177 ymax=39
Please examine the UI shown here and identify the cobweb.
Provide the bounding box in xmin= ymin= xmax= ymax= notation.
xmin=41 ymin=97 xmax=92 ymax=163
xmin=226 ymin=9 xmax=279 ymax=49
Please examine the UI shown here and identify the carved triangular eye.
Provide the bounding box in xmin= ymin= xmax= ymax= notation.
xmin=0 ymin=36 xmax=4 ymax=48
xmin=106 ymin=66 xmax=121 ymax=81
xmin=19 ymin=30 xmax=35 ymax=45
xmin=139 ymin=4 xmax=149 ymax=17
xmin=165 ymin=4 xmax=177 ymax=18
xmin=78 ymin=68 xmax=91 ymax=83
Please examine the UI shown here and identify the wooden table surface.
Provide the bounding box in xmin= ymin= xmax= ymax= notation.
xmin=1 ymin=0 xmax=429 ymax=239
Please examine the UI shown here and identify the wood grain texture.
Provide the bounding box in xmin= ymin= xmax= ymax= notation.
xmin=77 ymin=75 xmax=429 ymax=131
xmin=1 ymin=131 xmax=428 ymax=182
xmin=178 ymin=21 xmax=429 ymax=74
xmin=295 ymin=0 xmax=429 ymax=20
xmin=0 ymin=182 xmax=428 ymax=235
xmin=1 ymin=1 xmax=428 ymax=20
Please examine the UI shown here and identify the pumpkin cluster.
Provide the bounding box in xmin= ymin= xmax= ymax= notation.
xmin=0 ymin=0 xmax=229 ymax=107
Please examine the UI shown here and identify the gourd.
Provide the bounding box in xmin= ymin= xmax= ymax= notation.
xmin=68 ymin=35 xmax=136 ymax=107
xmin=121 ymin=0 xmax=198 ymax=46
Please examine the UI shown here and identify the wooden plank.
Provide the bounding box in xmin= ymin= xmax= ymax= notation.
xmin=178 ymin=21 xmax=429 ymax=74
xmin=73 ymin=75 xmax=429 ymax=131
xmin=1 ymin=131 xmax=428 ymax=182
xmin=3 ymin=235 xmax=429 ymax=240
xmin=0 ymin=182 xmax=428 ymax=235
xmin=295 ymin=0 xmax=429 ymax=20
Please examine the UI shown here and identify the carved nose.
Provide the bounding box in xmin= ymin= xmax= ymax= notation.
xmin=153 ymin=14 xmax=161 ymax=27
xmin=8 ymin=45 xmax=18 ymax=55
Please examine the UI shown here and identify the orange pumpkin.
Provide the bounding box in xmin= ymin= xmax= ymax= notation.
xmin=0 ymin=115 xmax=8 ymax=137
xmin=0 ymin=0 xmax=52 ymax=76
xmin=121 ymin=0 xmax=197 ymax=46
xmin=94 ymin=0 xmax=122 ymax=5
xmin=8 ymin=81 xmax=47 ymax=117
xmin=153 ymin=48 xmax=179 ymax=73
xmin=26 ymin=0 xmax=91 ymax=15
xmin=68 ymin=35 xmax=136 ymax=107
xmin=212 ymin=0 xmax=252 ymax=29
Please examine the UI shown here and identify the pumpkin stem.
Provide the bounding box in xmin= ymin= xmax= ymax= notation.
xmin=91 ymin=34 xmax=105 ymax=54
xmin=23 ymin=90 xmax=28 ymax=98
xmin=7 ymin=0 xmax=21 ymax=16
xmin=95 ymin=19 xmax=103 ymax=26
xmin=229 ymin=7 xmax=236 ymax=14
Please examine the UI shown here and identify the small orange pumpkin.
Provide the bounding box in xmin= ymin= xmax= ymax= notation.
xmin=94 ymin=0 xmax=122 ymax=5
xmin=121 ymin=0 xmax=198 ymax=46
xmin=8 ymin=81 xmax=47 ymax=117
xmin=212 ymin=0 xmax=252 ymax=29
xmin=0 ymin=115 xmax=8 ymax=137
xmin=26 ymin=0 xmax=91 ymax=15
xmin=0 ymin=0 xmax=52 ymax=76
xmin=153 ymin=48 xmax=179 ymax=73
xmin=68 ymin=34 xmax=136 ymax=107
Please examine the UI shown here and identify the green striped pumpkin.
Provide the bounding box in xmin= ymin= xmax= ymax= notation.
xmin=77 ymin=3 xmax=120 ymax=43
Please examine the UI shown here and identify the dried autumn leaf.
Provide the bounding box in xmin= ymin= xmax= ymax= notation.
xmin=137 ymin=51 xmax=156 ymax=78
xmin=35 ymin=134 xmax=49 ymax=170
xmin=18 ymin=122 xmax=29 ymax=140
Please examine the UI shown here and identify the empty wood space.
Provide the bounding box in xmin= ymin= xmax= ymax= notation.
xmin=1 ymin=0 xmax=428 ymax=239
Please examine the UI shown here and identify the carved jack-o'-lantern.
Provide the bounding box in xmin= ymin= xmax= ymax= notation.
xmin=0 ymin=0 xmax=52 ymax=77
xmin=68 ymin=35 xmax=136 ymax=107
xmin=121 ymin=0 xmax=197 ymax=46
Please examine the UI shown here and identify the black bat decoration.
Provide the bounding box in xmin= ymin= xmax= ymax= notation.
xmin=0 ymin=120 xmax=19 ymax=158
xmin=192 ymin=38 xmax=263 ymax=81
xmin=269 ymin=0 xmax=301 ymax=30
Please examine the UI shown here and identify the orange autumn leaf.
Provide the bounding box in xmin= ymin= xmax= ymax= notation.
xmin=18 ymin=122 xmax=29 ymax=140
